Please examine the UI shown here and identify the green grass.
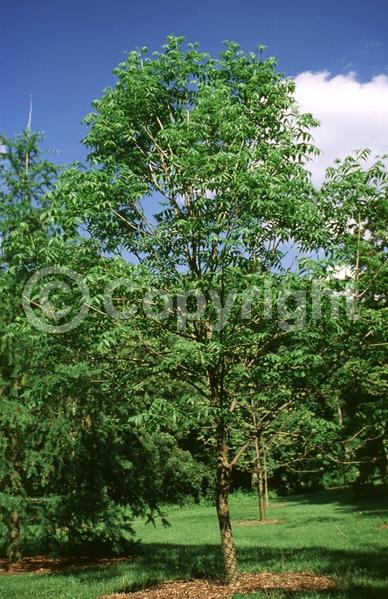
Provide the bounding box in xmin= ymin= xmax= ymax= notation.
xmin=0 ymin=487 xmax=387 ymax=599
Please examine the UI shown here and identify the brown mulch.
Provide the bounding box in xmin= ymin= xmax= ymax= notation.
xmin=0 ymin=555 xmax=134 ymax=575
xmin=101 ymin=572 xmax=337 ymax=599
xmin=233 ymin=518 xmax=284 ymax=526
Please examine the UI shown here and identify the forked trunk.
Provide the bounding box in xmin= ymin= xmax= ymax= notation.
xmin=254 ymin=434 xmax=266 ymax=521
xmin=215 ymin=426 xmax=239 ymax=585
xmin=263 ymin=445 xmax=269 ymax=508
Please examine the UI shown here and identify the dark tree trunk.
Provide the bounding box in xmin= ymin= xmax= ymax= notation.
xmin=208 ymin=361 xmax=239 ymax=585
xmin=215 ymin=423 xmax=239 ymax=585
xmin=8 ymin=509 xmax=21 ymax=562
xmin=8 ymin=433 xmax=22 ymax=562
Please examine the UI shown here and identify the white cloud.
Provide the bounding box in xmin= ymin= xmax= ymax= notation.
xmin=294 ymin=71 xmax=388 ymax=184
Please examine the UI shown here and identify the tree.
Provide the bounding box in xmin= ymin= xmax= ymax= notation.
xmin=0 ymin=130 xmax=58 ymax=560
xmin=317 ymin=152 xmax=388 ymax=488
xmin=52 ymin=37 xmax=328 ymax=583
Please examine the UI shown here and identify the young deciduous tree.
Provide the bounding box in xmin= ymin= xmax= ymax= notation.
xmin=318 ymin=153 xmax=388 ymax=486
xmin=53 ymin=37 xmax=331 ymax=583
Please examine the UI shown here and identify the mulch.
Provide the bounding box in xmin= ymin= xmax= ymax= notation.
xmin=100 ymin=572 xmax=337 ymax=599
xmin=0 ymin=557 xmax=338 ymax=597
xmin=0 ymin=555 xmax=134 ymax=575
xmin=233 ymin=518 xmax=284 ymax=526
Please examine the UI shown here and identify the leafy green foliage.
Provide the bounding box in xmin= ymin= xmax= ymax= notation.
xmin=0 ymin=39 xmax=386 ymax=584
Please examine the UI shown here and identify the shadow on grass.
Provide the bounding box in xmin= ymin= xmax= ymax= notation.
xmin=5 ymin=489 xmax=387 ymax=598
xmin=284 ymin=516 xmax=343 ymax=527
xmin=287 ymin=486 xmax=388 ymax=516
xmin=66 ymin=542 xmax=388 ymax=598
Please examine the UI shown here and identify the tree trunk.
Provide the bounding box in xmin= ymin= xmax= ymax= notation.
xmin=254 ymin=434 xmax=266 ymax=522
xmin=215 ymin=424 xmax=239 ymax=585
xmin=263 ymin=445 xmax=269 ymax=508
xmin=337 ymin=401 xmax=344 ymax=427
xmin=8 ymin=509 xmax=21 ymax=562
xmin=8 ymin=433 xmax=22 ymax=562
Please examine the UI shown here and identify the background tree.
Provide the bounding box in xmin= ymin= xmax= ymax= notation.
xmin=317 ymin=152 xmax=387 ymax=488
xmin=0 ymin=130 xmax=58 ymax=560
xmin=0 ymin=132 xmax=209 ymax=558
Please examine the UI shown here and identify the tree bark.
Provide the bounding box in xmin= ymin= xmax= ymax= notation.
xmin=8 ymin=509 xmax=21 ymax=562
xmin=263 ymin=445 xmax=269 ymax=508
xmin=215 ymin=423 xmax=239 ymax=585
xmin=8 ymin=433 xmax=22 ymax=562
xmin=254 ymin=433 xmax=266 ymax=522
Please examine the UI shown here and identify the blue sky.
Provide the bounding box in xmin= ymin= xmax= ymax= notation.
xmin=1 ymin=0 xmax=387 ymax=165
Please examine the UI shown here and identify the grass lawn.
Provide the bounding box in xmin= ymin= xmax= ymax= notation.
xmin=0 ymin=487 xmax=387 ymax=598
